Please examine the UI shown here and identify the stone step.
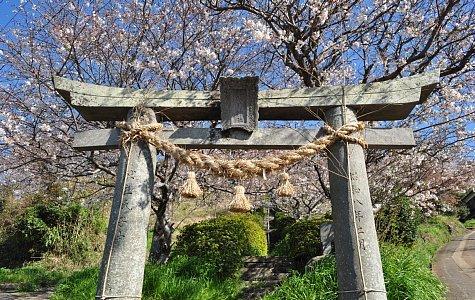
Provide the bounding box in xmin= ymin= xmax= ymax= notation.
xmin=240 ymin=286 xmax=275 ymax=300
xmin=241 ymin=271 xmax=289 ymax=282
xmin=243 ymin=256 xmax=293 ymax=264
xmin=242 ymin=264 xmax=292 ymax=274
xmin=240 ymin=256 xmax=293 ymax=299
xmin=244 ymin=279 xmax=283 ymax=288
xmin=241 ymin=267 xmax=290 ymax=276
xmin=244 ymin=260 xmax=294 ymax=268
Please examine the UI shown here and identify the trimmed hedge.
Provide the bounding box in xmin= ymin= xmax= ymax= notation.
xmin=174 ymin=213 xmax=267 ymax=277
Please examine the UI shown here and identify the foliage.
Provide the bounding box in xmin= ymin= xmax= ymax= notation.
xmin=381 ymin=243 xmax=446 ymax=300
xmin=0 ymin=188 xmax=107 ymax=267
xmin=269 ymin=212 xmax=296 ymax=250
xmin=464 ymin=219 xmax=475 ymax=228
xmin=174 ymin=213 xmax=267 ymax=277
xmin=0 ymin=265 xmax=66 ymax=292
xmin=266 ymin=216 xmax=464 ymax=300
xmin=0 ymin=0 xmax=473 ymax=236
xmin=52 ymin=256 xmax=242 ymax=300
xmin=51 ymin=267 xmax=98 ymax=300
xmin=454 ymin=204 xmax=470 ymax=220
xmin=273 ymin=217 xmax=329 ymax=262
xmin=376 ymin=196 xmax=422 ymax=245
xmin=263 ymin=255 xmax=338 ymax=300
xmin=142 ymin=257 xmax=242 ymax=300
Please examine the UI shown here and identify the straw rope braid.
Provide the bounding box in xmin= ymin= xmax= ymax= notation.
xmin=116 ymin=121 xmax=367 ymax=180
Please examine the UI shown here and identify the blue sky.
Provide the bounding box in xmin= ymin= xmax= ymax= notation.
xmin=0 ymin=0 xmax=472 ymax=154
xmin=0 ymin=0 xmax=18 ymax=30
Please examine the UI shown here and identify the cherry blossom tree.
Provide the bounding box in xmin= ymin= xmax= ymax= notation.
xmin=0 ymin=0 xmax=272 ymax=262
xmin=1 ymin=0 xmax=474 ymax=262
xmin=204 ymin=0 xmax=475 ymax=213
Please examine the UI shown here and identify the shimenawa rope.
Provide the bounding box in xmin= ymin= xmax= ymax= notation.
xmin=115 ymin=119 xmax=366 ymax=210
xmin=116 ymin=121 xmax=366 ymax=180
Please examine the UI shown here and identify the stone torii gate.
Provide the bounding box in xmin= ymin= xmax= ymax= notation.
xmin=54 ymin=70 xmax=439 ymax=300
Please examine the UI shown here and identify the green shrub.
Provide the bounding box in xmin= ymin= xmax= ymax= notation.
xmin=273 ymin=217 xmax=329 ymax=262
xmin=376 ymin=196 xmax=421 ymax=245
xmin=464 ymin=219 xmax=475 ymax=228
xmin=269 ymin=212 xmax=296 ymax=250
xmin=174 ymin=213 xmax=267 ymax=277
xmin=0 ymin=197 xmax=106 ymax=267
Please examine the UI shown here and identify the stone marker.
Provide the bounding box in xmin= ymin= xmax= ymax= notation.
xmin=320 ymin=223 xmax=334 ymax=256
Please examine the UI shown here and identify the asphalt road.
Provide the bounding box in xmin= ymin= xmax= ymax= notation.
xmin=433 ymin=230 xmax=475 ymax=300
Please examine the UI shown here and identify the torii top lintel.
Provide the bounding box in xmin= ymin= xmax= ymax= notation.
xmin=54 ymin=70 xmax=439 ymax=122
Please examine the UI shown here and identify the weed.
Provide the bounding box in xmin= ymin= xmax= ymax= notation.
xmin=0 ymin=265 xmax=66 ymax=292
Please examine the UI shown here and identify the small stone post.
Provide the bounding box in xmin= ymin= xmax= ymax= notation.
xmin=326 ymin=106 xmax=387 ymax=300
xmin=96 ymin=108 xmax=157 ymax=300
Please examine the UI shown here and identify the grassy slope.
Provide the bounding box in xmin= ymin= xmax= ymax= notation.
xmin=264 ymin=215 xmax=465 ymax=300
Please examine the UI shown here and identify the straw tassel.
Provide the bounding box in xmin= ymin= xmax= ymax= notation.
xmin=180 ymin=171 xmax=203 ymax=198
xmin=277 ymin=172 xmax=295 ymax=197
xmin=229 ymin=185 xmax=252 ymax=213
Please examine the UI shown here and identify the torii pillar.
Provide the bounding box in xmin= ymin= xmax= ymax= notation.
xmin=327 ymin=106 xmax=385 ymax=299
xmin=96 ymin=109 xmax=157 ymax=300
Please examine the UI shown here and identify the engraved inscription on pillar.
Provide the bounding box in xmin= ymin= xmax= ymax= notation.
xmin=350 ymin=170 xmax=367 ymax=251
xmin=220 ymin=77 xmax=259 ymax=133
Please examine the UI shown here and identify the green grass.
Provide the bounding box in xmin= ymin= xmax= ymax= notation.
xmin=264 ymin=215 xmax=465 ymax=300
xmin=51 ymin=267 xmax=98 ymax=300
xmin=0 ymin=265 xmax=66 ymax=292
xmin=52 ymin=256 xmax=243 ymax=300
xmin=464 ymin=219 xmax=475 ymax=228
xmin=263 ymin=256 xmax=338 ymax=300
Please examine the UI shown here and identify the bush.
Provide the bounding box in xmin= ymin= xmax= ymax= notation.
xmin=174 ymin=213 xmax=267 ymax=277
xmin=0 ymin=194 xmax=106 ymax=267
xmin=269 ymin=212 xmax=296 ymax=250
xmin=273 ymin=217 xmax=329 ymax=262
xmin=464 ymin=219 xmax=475 ymax=228
xmin=376 ymin=196 xmax=421 ymax=245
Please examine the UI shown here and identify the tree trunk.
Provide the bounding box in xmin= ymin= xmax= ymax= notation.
xmin=148 ymin=178 xmax=174 ymax=264
xmin=149 ymin=208 xmax=173 ymax=264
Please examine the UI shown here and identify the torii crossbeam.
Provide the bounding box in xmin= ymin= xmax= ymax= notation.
xmin=55 ymin=70 xmax=439 ymax=300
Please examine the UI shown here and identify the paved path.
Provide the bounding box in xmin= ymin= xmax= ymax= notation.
xmin=0 ymin=290 xmax=52 ymax=300
xmin=0 ymin=284 xmax=52 ymax=300
xmin=433 ymin=230 xmax=475 ymax=300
